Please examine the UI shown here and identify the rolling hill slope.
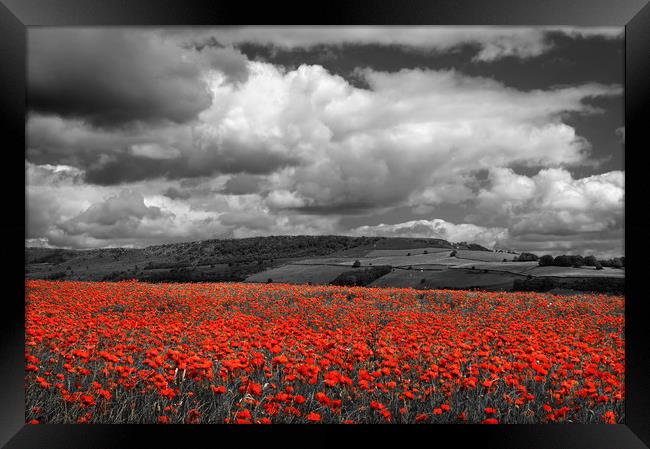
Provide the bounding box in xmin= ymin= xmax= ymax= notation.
xmin=25 ymin=236 xmax=476 ymax=283
xmin=25 ymin=235 xmax=622 ymax=293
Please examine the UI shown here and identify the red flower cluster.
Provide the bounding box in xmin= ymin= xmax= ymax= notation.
xmin=25 ymin=280 xmax=624 ymax=424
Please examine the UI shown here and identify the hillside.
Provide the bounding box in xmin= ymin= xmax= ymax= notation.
xmin=25 ymin=235 xmax=479 ymax=283
xmin=25 ymin=235 xmax=624 ymax=294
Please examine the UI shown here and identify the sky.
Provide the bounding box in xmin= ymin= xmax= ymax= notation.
xmin=26 ymin=27 xmax=625 ymax=257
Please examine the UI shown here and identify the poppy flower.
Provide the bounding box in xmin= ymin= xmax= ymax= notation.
xmin=602 ymin=411 xmax=616 ymax=424
xmin=415 ymin=414 xmax=428 ymax=422
xmin=306 ymin=412 xmax=321 ymax=422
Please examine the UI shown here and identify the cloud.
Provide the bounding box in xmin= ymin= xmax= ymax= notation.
xmin=221 ymin=174 xmax=262 ymax=195
xmin=28 ymin=29 xmax=248 ymax=127
xmin=615 ymin=126 xmax=625 ymax=144
xmin=54 ymin=190 xmax=170 ymax=243
xmin=130 ymin=143 xmax=181 ymax=160
xmin=407 ymin=182 xmax=475 ymax=211
xmin=28 ymin=61 xmax=620 ymax=234
xmin=27 ymin=163 xmax=85 ymax=186
xmin=195 ymin=62 xmax=619 ymax=214
xmin=82 ymin=149 xmax=299 ymax=185
xmin=475 ymin=168 xmax=623 ymax=229
xmin=469 ymin=168 xmax=624 ymax=256
xmin=27 ymin=162 xmax=91 ymax=239
xmin=265 ymin=190 xmax=306 ymax=210
xmin=162 ymin=187 xmax=192 ymax=200
xmin=64 ymin=190 xmax=165 ymax=226
xmin=41 ymin=190 xmax=220 ymax=249
xmin=28 ymin=53 xmax=620 ymax=192
xmin=25 ymin=31 xmax=624 ymax=255
xmin=180 ymin=26 xmax=622 ymax=62
xmin=26 ymin=162 xmax=340 ymax=248
xmin=26 ymin=159 xmax=624 ymax=256
xmin=348 ymin=218 xmax=508 ymax=248
xmin=27 ymin=113 xmax=301 ymax=185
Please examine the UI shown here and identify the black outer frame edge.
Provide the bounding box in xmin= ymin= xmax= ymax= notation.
xmin=0 ymin=1 xmax=26 ymax=448
xmin=1 ymin=0 xmax=649 ymax=25
xmin=625 ymin=1 xmax=650 ymax=446
xmin=1 ymin=0 xmax=649 ymax=447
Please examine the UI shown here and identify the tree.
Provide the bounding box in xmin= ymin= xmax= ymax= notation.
xmin=450 ymin=250 xmax=457 ymax=257
xmin=571 ymin=255 xmax=585 ymax=268
xmin=352 ymin=260 xmax=361 ymax=268
xmin=553 ymin=255 xmax=573 ymax=267
xmin=538 ymin=255 xmax=554 ymax=266
xmin=584 ymin=255 xmax=598 ymax=267
xmin=515 ymin=252 xmax=538 ymax=262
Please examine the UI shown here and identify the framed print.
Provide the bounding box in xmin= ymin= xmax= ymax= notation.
xmin=1 ymin=0 xmax=649 ymax=447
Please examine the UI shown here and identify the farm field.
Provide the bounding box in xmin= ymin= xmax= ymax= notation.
xmin=528 ymin=266 xmax=624 ymax=278
xmin=455 ymin=250 xmax=519 ymax=262
xmin=365 ymin=247 xmax=453 ymax=257
xmin=245 ymin=249 xmax=623 ymax=292
xmin=259 ymin=249 xmax=496 ymax=268
xmin=245 ymin=264 xmax=357 ymax=284
xmin=451 ymin=261 xmax=538 ymax=273
xmin=371 ymin=268 xmax=521 ymax=291
xmin=25 ymin=280 xmax=624 ymax=424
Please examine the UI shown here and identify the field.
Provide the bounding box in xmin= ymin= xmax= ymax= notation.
xmin=25 ymin=280 xmax=624 ymax=424
xmin=371 ymin=268 xmax=520 ymax=291
xmin=245 ymin=264 xmax=357 ymax=284
xmin=245 ymin=247 xmax=623 ymax=292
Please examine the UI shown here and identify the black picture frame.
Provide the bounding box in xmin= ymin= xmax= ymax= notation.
xmin=2 ymin=0 xmax=648 ymax=447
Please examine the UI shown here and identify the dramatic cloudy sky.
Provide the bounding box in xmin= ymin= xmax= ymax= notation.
xmin=26 ymin=27 xmax=624 ymax=256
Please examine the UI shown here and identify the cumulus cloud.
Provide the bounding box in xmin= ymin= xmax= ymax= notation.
xmin=194 ymin=63 xmax=619 ymax=214
xmin=28 ymin=28 xmax=248 ymax=127
xmin=475 ymin=168 xmax=623 ymax=230
xmin=46 ymin=190 xmax=173 ymax=248
xmin=180 ymin=26 xmax=622 ymax=62
xmin=469 ymin=168 xmax=624 ymax=256
xmin=29 ymin=61 xmax=620 ymax=194
xmin=61 ymin=190 xmax=166 ymax=229
xmin=26 ymin=162 xmax=339 ymax=248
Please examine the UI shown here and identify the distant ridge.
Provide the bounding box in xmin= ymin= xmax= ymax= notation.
xmin=26 ymin=235 xmax=488 ymax=282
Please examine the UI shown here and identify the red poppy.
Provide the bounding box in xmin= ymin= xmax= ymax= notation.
xmin=306 ymin=412 xmax=321 ymax=422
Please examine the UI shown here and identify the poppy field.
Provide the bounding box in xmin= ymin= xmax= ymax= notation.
xmin=25 ymin=280 xmax=624 ymax=424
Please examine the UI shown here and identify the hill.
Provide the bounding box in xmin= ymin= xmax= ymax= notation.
xmin=25 ymin=235 xmax=468 ymax=283
xmin=25 ymin=235 xmax=622 ymax=293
